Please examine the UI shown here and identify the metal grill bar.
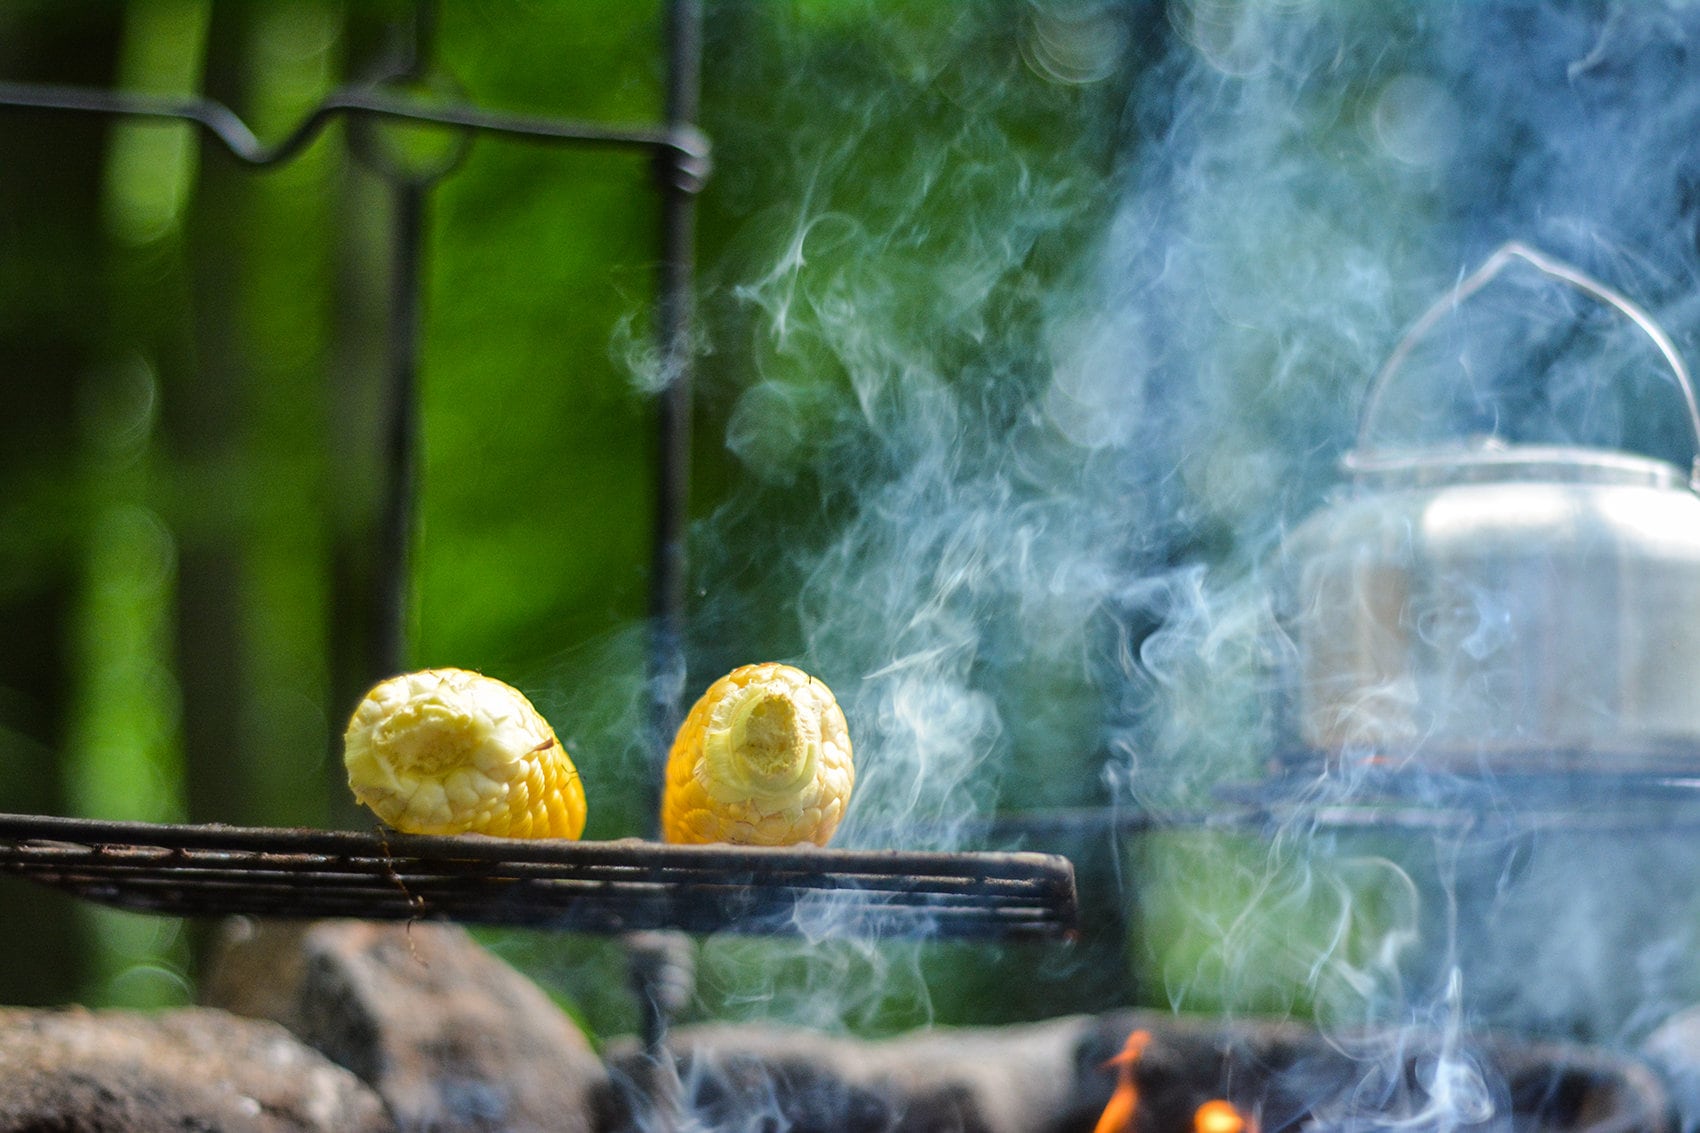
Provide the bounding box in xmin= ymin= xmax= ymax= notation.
xmin=0 ymin=80 xmax=710 ymax=171
xmin=0 ymin=814 xmax=1078 ymax=941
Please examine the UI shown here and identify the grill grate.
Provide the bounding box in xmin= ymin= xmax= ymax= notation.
xmin=0 ymin=813 xmax=1078 ymax=941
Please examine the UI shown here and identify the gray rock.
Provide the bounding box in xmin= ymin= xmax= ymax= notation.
xmin=606 ymin=1016 xmax=1094 ymax=1133
xmin=0 ymin=1005 xmax=394 ymax=1133
xmin=204 ymin=918 xmax=608 ymax=1133
xmin=609 ymin=1011 xmax=1672 ymax=1133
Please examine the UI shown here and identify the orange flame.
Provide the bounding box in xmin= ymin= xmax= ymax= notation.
xmin=1093 ymin=1030 xmax=1151 ymax=1133
xmin=1194 ymin=1099 xmax=1249 ymax=1133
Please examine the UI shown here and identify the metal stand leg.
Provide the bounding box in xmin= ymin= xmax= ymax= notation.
xmin=624 ymin=930 xmax=696 ymax=1131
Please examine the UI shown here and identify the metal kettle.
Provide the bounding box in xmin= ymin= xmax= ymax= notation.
xmin=1278 ymin=243 xmax=1700 ymax=777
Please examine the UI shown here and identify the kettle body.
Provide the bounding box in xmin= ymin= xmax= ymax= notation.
xmin=1281 ymin=445 xmax=1700 ymax=773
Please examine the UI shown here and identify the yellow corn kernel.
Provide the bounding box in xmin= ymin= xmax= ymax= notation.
xmin=343 ymin=667 xmax=586 ymax=839
xmin=661 ymin=662 xmax=853 ymax=846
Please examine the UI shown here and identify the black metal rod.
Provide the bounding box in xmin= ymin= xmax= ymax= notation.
xmin=410 ymin=0 xmax=438 ymax=75
xmin=0 ymin=81 xmax=708 ymax=170
xmin=374 ymin=182 xmax=426 ymax=676
xmin=638 ymin=8 xmax=703 ymax=1070
xmin=645 ymin=0 xmax=705 ymax=834
xmin=369 ymin=0 xmax=431 ymax=679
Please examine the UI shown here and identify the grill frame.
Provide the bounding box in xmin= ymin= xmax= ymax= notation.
xmin=0 ymin=812 xmax=1079 ymax=941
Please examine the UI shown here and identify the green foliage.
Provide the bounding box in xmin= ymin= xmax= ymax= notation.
xmin=1131 ymin=830 xmax=1422 ymax=1025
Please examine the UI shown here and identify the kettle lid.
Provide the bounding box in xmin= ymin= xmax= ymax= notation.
xmin=1342 ymin=440 xmax=1695 ymax=492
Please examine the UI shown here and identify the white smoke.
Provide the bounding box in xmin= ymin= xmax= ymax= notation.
xmin=1093 ymin=16 xmax=1700 ymax=1133
xmin=611 ymin=2 xmax=1700 ymax=1122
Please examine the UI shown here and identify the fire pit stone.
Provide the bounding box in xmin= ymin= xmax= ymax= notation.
xmin=604 ymin=1014 xmax=1094 ymax=1133
xmin=0 ymin=1004 xmax=393 ymax=1132
xmin=602 ymin=1009 xmax=1675 ymax=1133
xmin=203 ymin=917 xmax=607 ymax=1133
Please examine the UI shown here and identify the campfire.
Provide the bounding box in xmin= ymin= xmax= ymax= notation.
xmin=1087 ymin=1031 xmax=1279 ymax=1133
xmin=1193 ymin=1098 xmax=1250 ymax=1133
xmin=1095 ymin=1029 xmax=1151 ymax=1133
xmin=1070 ymin=1017 xmax=1670 ymax=1133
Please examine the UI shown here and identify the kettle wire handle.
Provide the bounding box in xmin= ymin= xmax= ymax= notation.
xmin=1356 ymin=241 xmax=1700 ymax=482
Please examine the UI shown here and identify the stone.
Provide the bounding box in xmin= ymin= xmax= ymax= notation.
xmin=204 ymin=918 xmax=607 ymax=1133
xmin=605 ymin=1015 xmax=1094 ymax=1133
xmin=0 ymin=1004 xmax=394 ymax=1133
xmin=605 ymin=1010 xmax=1673 ymax=1133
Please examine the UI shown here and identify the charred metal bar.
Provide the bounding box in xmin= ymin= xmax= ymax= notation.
xmin=0 ymin=813 xmax=1079 ymax=941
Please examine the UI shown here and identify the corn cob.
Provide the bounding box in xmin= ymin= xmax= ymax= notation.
xmin=661 ymin=662 xmax=854 ymax=846
xmin=343 ymin=667 xmax=586 ymax=839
